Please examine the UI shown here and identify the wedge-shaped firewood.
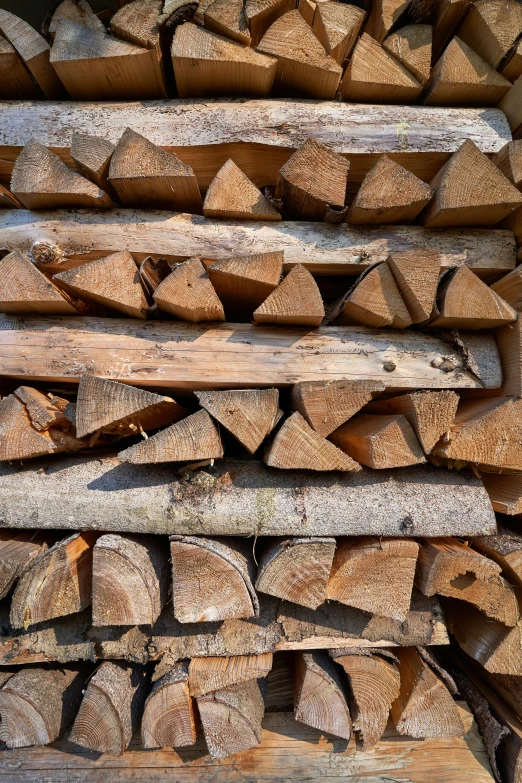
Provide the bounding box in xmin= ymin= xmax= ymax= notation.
xmin=458 ymin=0 xmax=522 ymax=70
xmin=0 ymin=668 xmax=83 ymax=748
xmin=172 ymin=23 xmax=277 ymax=97
xmin=189 ymin=653 xmax=273 ymax=697
xmin=432 ymin=0 xmax=473 ymax=60
xmin=424 ymin=37 xmax=511 ymax=107
xmin=70 ymin=662 xmax=147 ymax=755
xmin=108 ymin=128 xmax=202 ymax=213
xmin=387 ymin=250 xmax=441 ymax=323
xmin=291 ymin=379 xmax=384 ymax=439
xmin=294 ymin=651 xmax=351 ymax=740
xmin=142 ymin=662 xmax=196 ymax=749
xmin=255 ymin=537 xmax=336 ymax=609
xmin=429 ymin=267 xmax=517 ymax=329
xmin=327 ymin=537 xmax=419 ymax=621
xmin=499 ymin=74 xmax=522 ymax=137
xmin=257 ymin=10 xmax=342 ymax=99
xmin=0 ymin=532 xmax=51 ymax=601
xmin=153 ymin=257 xmax=225 ymax=322
xmin=492 ymin=141 xmax=522 ymax=191
xmin=422 ymin=140 xmax=522 ymax=228
xmin=170 ymin=535 xmax=258 ymax=622
xmin=111 ymin=0 xmax=167 ymax=96
xmin=11 ymin=140 xmax=112 ymax=210
xmin=473 ymin=526 xmax=522 ymax=587
xmin=0 ymin=395 xmax=59 ymax=462
xmin=0 ymin=34 xmax=39 ymax=99
xmin=334 ymin=263 xmax=412 ymax=328
xmin=265 ymin=411 xmax=360 ymax=472
xmin=197 ymin=679 xmax=265 ymax=758
xmin=118 ymin=409 xmax=224 ymax=464
xmin=0 ymin=250 xmax=78 ymax=315
xmin=205 ymin=0 xmax=251 ymax=44
xmin=331 ymin=650 xmax=400 ymax=750
xmin=340 ymin=33 xmax=422 ymax=102
xmin=45 ymin=0 xmax=106 ymax=39
xmin=491 ymin=266 xmax=522 ymax=312
xmin=391 ymin=647 xmax=465 ymax=738
xmin=0 ymin=184 xmax=22 ymax=208
xmin=298 ymin=0 xmax=314 ymax=25
xmin=274 ymin=138 xmax=349 ymax=222
xmin=139 ymin=256 xmax=171 ymax=297
xmin=312 ymin=2 xmax=366 ymax=65
xmin=364 ymin=0 xmax=410 ymax=43
xmin=347 ymin=156 xmax=432 ymax=225
xmin=383 ymin=24 xmax=432 ymax=84
xmin=245 ymin=0 xmax=294 ymax=45
xmin=330 ymin=414 xmax=426 ymax=469
xmin=13 ymin=386 xmax=69 ymax=432
xmin=497 ymin=316 xmax=522 ymax=397
xmin=196 ymin=388 xmax=280 ymax=453
xmin=70 ymin=132 xmax=115 ymax=195
xmin=10 ymin=531 xmax=98 ymax=629
xmin=479 ymin=475 xmax=522 ymax=519
xmin=253 ymin=264 xmax=324 ymax=326
xmin=203 ymin=159 xmax=280 ymax=221
xmin=53 ymin=251 xmax=149 ymax=319
xmin=416 ymin=538 xmax=519 ymax=626
xmin=206 ymin=251 xmax=283 ymax=318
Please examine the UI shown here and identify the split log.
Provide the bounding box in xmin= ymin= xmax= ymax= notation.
xmin=491 ymin=266 xmax=522 ymax=311
xmin=391 ymin=647 xmax=465 ymax=737
xmin=245 ymin=0 xmax=294 ymax=46
xmin=473 ymin=526 xmax=522 ymax=588
xmin=364 ymin=0 xmax=410 ymax=43
xmin=255 ymin=537 xmax=336 ymax=609
xmin=330 ymin=414 xmax=426 ymax=469
xmin=70 ymin=662 xmax=147 ymax=754
xmin=205 ymin=0 xmax=251 ymax=45
xmin=500 ymin=74 xmax=522 ymax=137
xmin=492 ymin=141 xmax=522 ymax=191
xmin=111 ymin=0 xmax=167 ymax=93
xmin=69 ymin=133 xmax=115 ymax=195
xmin=497 ymin=317 xmax=522 ymax=397
xmin=387 ymin=249 xmax=441 ymax=324
xmin=0 ymin=668 xmax=83 ymax=748
xmin=257 ymin=11 xmax=342 ymax=99
xmin=92 ymin=534 xmax=169 ymax=626
xmin=429 ymin=267 xmax=517 ymax=329
xmin=416 ymin=538 xmax=519 ymax=626
xmin=0 ymin=396 xmax=60 ymax=462
xmin=170 ymin=535 xmax=258 ymax=623
xmin=206 ymin=251 xmax=283 ymax=318
xmin=294 ymin=651 xmax=351 ymax=739
xmin=108 ymin=127 xmax=203 ymax=213
xmin=45 ymin=0 xmax=106 ymax=39
xmin=171 ymin=23 xmax=277 ymax=98
xmin=480 ymin=472 xmax=522 ymax=517
xmin=383 ymin=24 xmax=432 ymax=85
xmin=139 ymin=256 xmax=171 ymax=297
xmin=298 ymin=0 xmax=315 ymax=26
xmin=189 ymin=653 xmax=273 ymax=696
xmin=153 ymin=257 xmax=225 ymax=322
xmin=196 ymin=388 xmax=280 ymax=453
xmin=203 ymin=159 xmax=280 ymax=221
xmin=331 ymin=649 xmax=400 ymax=750
xmin=291 ymin=379 xmax=384 ymax=438
xmin=347 ymin=156 xmax=432 ymax=225
xmin=0 ymin=184 xmax=21 ymax=209
xmin=502 ymin=38 xmax=522 ymax=81
xmin=253 ymin=264 xmax=325 ymax=326
xmin=333 ymin=263 xmax=412 ymax=328
xmin=10 ymin=531 xmax=98 ymax=629
xmin=197 ymin=678 xmax=265 ymax=758
xmin=141 ymin=662 xmax=196 ymax=748
xmin=0 ymin=250 xmax=78 ymax=315
xmin=14 ymin=386 xmax=69 ymax=432
xmin=457 ymin=0 xmax=522 ymax=70
xmin=0 ymin=35 xmax=39 ymax=99
xmin=432 ymin=0 xmax=473 ymax=60
xmin=312 ymin=2 xmax=365 ymax=65
xmin=0 ymin=532 xmax=51 ymax=600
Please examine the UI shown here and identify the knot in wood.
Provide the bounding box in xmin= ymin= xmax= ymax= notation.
xmin=383 ymin=361 xmax=396 ymax=372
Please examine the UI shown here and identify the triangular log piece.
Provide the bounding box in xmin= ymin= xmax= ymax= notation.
xmin=391 ymin=647 xmax=465 ymax=738
xmin=0 ymin=531 xmax=52 ymax=601
xmin=429 ymin=267 xmax=517 ymax=329
xmin=298 ymin=0 xmax=315 ymax=26
xmin=50 ymin=19 xmax=166 ymax=99
xmin=205 ymin=0 xmax=251 ymax=45
xmin=108 ymin=127 xmax=202 ymax=213
xmin=501 ymin=37 xmax=522 ymax=81
xmin=421 ymin=139 xmax=522 ymax=227
xmin=330 ymin=413 xmax=426 ymax=469
xmin=479 ymin=474 xmax=522 ymax=518
xmin=326 ymin=537 xmax=420 ymax=621
xmin=197 ymin=679 xmax=265 ymax=759
xmin=333 ymin=263 xmax=412 ymax=328
xmin=312 ymin=2 xmax=366 ymax=65
xmin=141 ymin=662 xmax=197 ymax=749
xmin=70 ymin=662 xmax=148 ymax=755
xmin=118 ymin=409 xmax=224 ymax=464
xmin=171 ymin=23 xmax=277 ymax=97
xmin=0 ymin=9 xmax=66 ymax=98
xmin=0 ymin=250 xmax=78 ymax=315
xmin=111 ymin=0 xmax=162 ymax=49
xmin=0 ymin=669 xmax=84 ymax=748
xmin=473 ymin=526 xmax=522 ymax=587
xmin=75 ymin=374 xmax=187 ymax=440
xmin=11 ymin=140 xmax=113 ymax=210
xmin=491 ymin=266 xmax=522 ymax=311
xmin=499 ymin=74 xmax=522 ymax=136
xmin=340 ymin=33 xmax=422 ymax=102
xmin=291 ymin=380 xmax=385 ymax=439
xmin=253 ymin=264 xmax=324 ymax=326
xmin=331 ymin=650 xmax=400 ymax=750
xmin=265 ymin=653 xmax=294 ymax=711
xmin=294 ymin=651 xmax=352 ymax=740
xmin=274 ymin=139 xmax=349 ymax=222
xmin=10 ymin=531 xmax=98 ymax=629
xmin=189 ymin=653 xmax=273 ymax=697
xmin=245 ymin=0 xmax=294 ymax=46
xmin=387 ymin=249 xmax=441 ymax=323
xmin=492 ymin=141 xmax=522 ymax=191
xmin=92 ymin=534 xmax=169 ymax=626
xmin=457 ymin=0 xmax=522 ymax=69
xmin=53 ymin=251 xmax=149 ymax=319
xmin=70 ymin=133 xmax=115 ymax=194
xmin=496 ymin=316 xmax=522 ymax=397
xmin=13 ymin=386 xmax=69 ymax=432
xmin=255 ymin=537 xmax=336 ymax=609
xmin=424 ymin=37 xmax=511 ymax=107
xmin=416 ymin=538 xmax=519 ymax=626
xmin=363 ymin=0 xmax=410 ymax=43
xmin=382 ymin=24 xmax=432 ymax=84
xmin=433 ymin=397 xmax=522 ymax=472
xmin=0 ymin=395 xmax=58 ymax=462
xmin=153 ymin=257 xmax=225 ymax=322
xmin=0 ymin=184 xmax=22 ymax=208
xmin=347 ymin=156 xmax=433 ymax=224
xmin=139 ymin=256 xmax=172 ymax=297
xmin=206 ymin=251 xmax=283 ymax=318
xmin=170 ymin=535 xmax=258 ymax=622
xmin=46 ymin=0 xmax=106 ymax=38
xmin=0 ymin=34 xmax=39 ymax=99
xmin=195 ymin=388 xmax=280 ymax=454
xmin=432 ymin=0 xmax=472 ymax=61
xmin=257 ymin=11 xmax=342 ymax=99
xmin=203 ymin=159 xmax=281 ymax=221
xmin=264 ymin=411 xmax=361 ymax=471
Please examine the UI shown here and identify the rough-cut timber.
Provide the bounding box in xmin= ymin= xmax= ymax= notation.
xmin=196 ymin=388 xmax=280 ymax=454
xmin=141 ymin=662 xmax=196 ymax=749
xmin=0 ymin=250 xmax=78 ymax=315
xmin=189 ymin=653 xmax=273 ymax=696
xmin=387 ymin=249 xmax=441 ymax=323
xmin=203 ymin=159 xmax=280 ymax=221
xmin=69 ymin=132 xmax=115 ymax=194
xmin=0 ymin=531 xmax=50 ymax=600
xmin=364 ymin=0 xmax=409 ymax=43
xmin=312 ymin=2 xmax=365 ymax=65
xmin=246 ymin=0 xmax=294 ymax=46
xmin=197 ymin=679 xmax=265 ymax=758
xmin=383 ymin=24 xmax=432 ymax=85
xmin=110 ymin=0 xmax=166 ymax=93
xmin=253 ymin=265 xmax=325 ymax=326
xmin=153 ymin=257 xmax=225 ymax=322
xmin=205 ymin=0 xmax=251 ymax=46
xmin=332 ymin=263 xmax=413 ymax=328
xmin=330 ymin=414 xmax=426 ymax=469
xmin=429 ymin=267 xmax=517 ymax=329
xmin=0 ymin=396 xmax=58 ymax=463
xmin=206 ymin=252 xmax=283 ymax=319
xmin=291 ymin=380 xmax=384 ymax=438
xmin=294 ymin=651 xmax=352 ymax=739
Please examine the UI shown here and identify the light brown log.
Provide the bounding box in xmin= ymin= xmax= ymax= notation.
xmin=429 ymin=266 xmax=517 ymax=329
xmin=108 ymin=128 xmax=203 ymax=213
xmin=196 ymin=388 xmax=280 ymax=454
xmin=492 ymin=141 xmax=522 ymax=191
xmin=391 ymin=647 xmax=465 ymax=738
xmin=197 ymin=678 xmax=265 ymax=758
xmin=298 ymin=0 xmax=315 ymax=26
xmin=255 ymin=537 xmax=336 ymax=609
xmin=480 ymin=473 xmax=522 ymax=517
xmin=206 ymin=251 xmax=283 ymax=319
xmin=502 ymin=38 xmax=522 ymax=81
xmin=0 ymin=250 xmax=78 ymax=315
xmin=253 ymin=264 xmax=324 ymax=326
xmin=69 ymin=133 xmax=115 ymax=197
xmin=0 ymin=395 xmax=59 ymax=462
xmin=500 ymin=74 xmax=522 ymax=137
xmin=432 ymin=0 xmax=472 ymax=60
xmin=189 ymin=653 xmax=273 ymax=696
xmin=457 ymin=0 xmax=522 ymax=70
xmin=364 ymin=0 xmax=409 ymax=43
xmin=0 ymin=184 xmax=21 ymax=209
xmin=0 ymin=668 xmax=83 ymax=748
xmin=45 ymin=0 xmax=106 ymax=39
xmin=333 ymin=263 xmax=412 ymax=329
xmin=205 ymin=0 xmax=251 ymax=45
xmin=153 ymin=257 xmax=225 ymax=322
xmin=330 ymin=414 xmax=426 ymax=469
xmin=203 ymin=159 xmax=280 ymax=221
xmin=0 ymin=35 xmax=39 ymax=99
xmin=70 ymin=662 xmax=147 ymax=755
xmin=383 ymin=24 xmax=432 ymax=85
xmin=294 ymin=650 xmax=351 ymax=739
xmin=13 ymin=386 xmax=69 ymax=432
xmin=491 ymin=266 xmax=522 ymax=311
xmin=497 ymin=316 xmax=522 ymax=397
xmin=327 ymin=537 xmax=419 ymax=621
xmin=245 ymin=0 xmax=294 ymax=46
xmin=473 ymin=526 xmax=522 ymax=588
xmin=312 ymin=2 xmax=365 ymax=65
xmin=0 ymin=532 xmax=51 ymax=600
xmin=141 ymin=662 xmax=196 ymax=749
xmin=111 ymin=0 xmax=167 ymax=96
xmin=291 ymin=379 xmax=384 ymax=439
xmin=387 ymin=249 xmax=441 ymax=323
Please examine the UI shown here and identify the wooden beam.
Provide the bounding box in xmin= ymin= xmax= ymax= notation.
xmin=294 ymin=651 xmax=352 ymax=739
xmin=189 ymin=653 xmax=273 ymax=696
xmin=141 ymin=662 xmax=197 ymax=748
